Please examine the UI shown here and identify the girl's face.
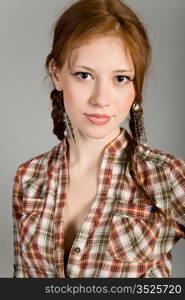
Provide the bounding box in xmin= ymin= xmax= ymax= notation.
xmin=50 ymin=35 xmax=136 ymax=140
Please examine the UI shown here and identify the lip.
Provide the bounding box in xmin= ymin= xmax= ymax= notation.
xmin=85 ymin=113 xmax=110 ymax=118
xmin=84 ymin=113 xmax=111 ymax=125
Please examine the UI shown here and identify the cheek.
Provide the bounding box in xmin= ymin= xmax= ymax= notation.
xmin=62 ymin=80 xmax=79 ymax=111
xmin=118 ymin=86 xmax=135 ymax=111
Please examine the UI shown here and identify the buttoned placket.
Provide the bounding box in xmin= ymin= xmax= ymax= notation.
xmin=58 ymin=145 xmax=105 ymax=277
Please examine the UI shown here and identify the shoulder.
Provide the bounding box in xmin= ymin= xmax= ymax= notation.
xmin=17 ymin=142 xmax=63 ymax=172
xmin=135 ymin=143 xmax=185 ymax=170
xmin=133 ymin=143 xmax=185 ymax=192
xmin=132 ymin=143 xmax=185 ymax=213
xmin=14 ymin=141 xmax=64 ymax=188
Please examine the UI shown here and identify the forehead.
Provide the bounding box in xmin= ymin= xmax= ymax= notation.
xmin=68 ymin=35 xmax=134 ymax=70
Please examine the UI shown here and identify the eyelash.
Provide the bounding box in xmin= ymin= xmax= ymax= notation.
xmin=71 ymin=72 xmax=133 ymax=83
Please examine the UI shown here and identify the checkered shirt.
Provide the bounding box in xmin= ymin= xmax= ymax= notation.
xmin=12 ymin=128 xmax=185 ymax=277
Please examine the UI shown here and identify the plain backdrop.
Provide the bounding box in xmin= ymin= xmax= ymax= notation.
xmin=0 ymin=0 xmax=185 ymax=277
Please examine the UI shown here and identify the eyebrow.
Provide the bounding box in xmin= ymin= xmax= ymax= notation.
xmin=72 ymin=65 xmax=135 ymax=73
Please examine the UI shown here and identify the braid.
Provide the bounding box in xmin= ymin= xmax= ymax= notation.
xmin=50 ymin=89 xmax=65 ymax=141
xmin=124 ymin=114 xmax=138 ymax=181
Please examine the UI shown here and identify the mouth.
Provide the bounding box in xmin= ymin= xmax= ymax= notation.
xmin=84 ymin=113 xmax=111 ymax=118
xmin=84 ymin=113 xmax=111 ymax=125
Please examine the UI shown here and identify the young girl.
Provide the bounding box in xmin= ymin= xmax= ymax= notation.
xmin=13 ymin=0 xmax=185 ymax=278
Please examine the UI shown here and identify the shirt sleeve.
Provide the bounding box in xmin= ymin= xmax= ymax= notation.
xmin=12 ymin=165 xmax=26 ymax=277
xmin=170 ymin=157 xmax=185 ymax=238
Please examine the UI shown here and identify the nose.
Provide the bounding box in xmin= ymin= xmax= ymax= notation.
xmin=89 ymin=80 xmax=111 ymax=107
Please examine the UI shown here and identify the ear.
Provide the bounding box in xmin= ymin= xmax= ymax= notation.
xmin=49 ymin=58 xmax=63 ymax=91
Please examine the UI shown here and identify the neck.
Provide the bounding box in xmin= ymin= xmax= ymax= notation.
xmin=66 ymin=128 xmax=123 ymax=171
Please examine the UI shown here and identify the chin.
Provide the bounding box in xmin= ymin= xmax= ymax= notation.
xmin=78 ymin=126 xmax=118 ymax=140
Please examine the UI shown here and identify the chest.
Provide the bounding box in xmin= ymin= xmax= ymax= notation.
xmin=62 ymin=170 xmax=98 ymax=258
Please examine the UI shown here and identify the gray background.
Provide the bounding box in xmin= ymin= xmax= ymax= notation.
xmin=0 ymin=0 xmax=184 ymax=277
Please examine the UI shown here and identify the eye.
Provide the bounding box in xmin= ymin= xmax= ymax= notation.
xmin=71 ymin=72 xmax=134 ymax=83
xmin=116 ymin=75 xmax=133 ymax=83
xmin=72 ymin=72 xmax=93 ymax=80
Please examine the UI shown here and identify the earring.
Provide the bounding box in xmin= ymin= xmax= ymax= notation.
xmin=59 ymin=90 xmax=76 ymax=143
xmin=131 ymin=103 xmax=147 ymax=144
xmin=63 ymin=111 xmax=76 ymax=144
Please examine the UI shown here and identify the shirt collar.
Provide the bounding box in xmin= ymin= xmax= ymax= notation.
xmin=103 ymin=127 xmax=128 ymax=154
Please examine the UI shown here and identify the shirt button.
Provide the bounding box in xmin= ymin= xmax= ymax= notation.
xmin=114 ymin=212 xmax=121 ymax=216
xmin=74 ymin=247 xmax=81 ymax=253
xmin=56 ymin=247 xmax=61 ymax=252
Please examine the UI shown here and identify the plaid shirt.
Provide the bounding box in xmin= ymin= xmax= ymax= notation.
xmin=12 ymin=128 xmax=185 ymax=278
